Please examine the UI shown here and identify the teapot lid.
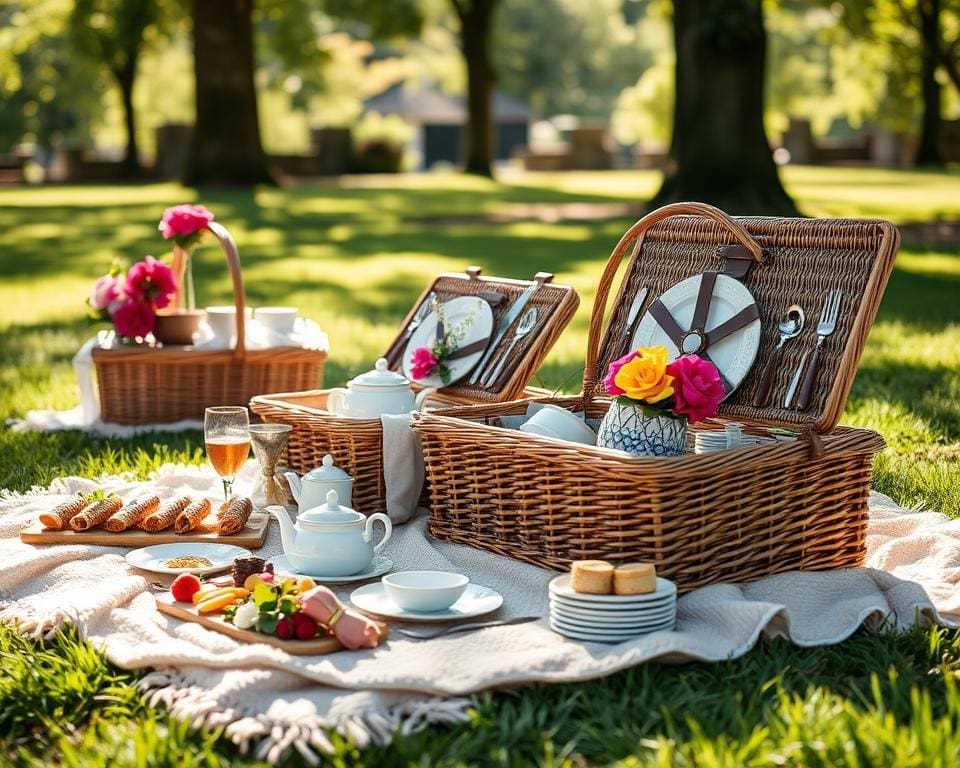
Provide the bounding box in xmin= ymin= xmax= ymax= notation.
xmin=302 ymin=453 xmax=352 ymax=483
xmin=298 ymin=489 xmax=360 ymax=525
xmin=350 ymin=358 xmax=411 ymax=389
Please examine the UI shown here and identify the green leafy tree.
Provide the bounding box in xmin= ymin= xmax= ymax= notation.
xmin=69 ymin=0 xmax=180 ymax=177
xmin=652 ymin=0 xmax=796 ymax=214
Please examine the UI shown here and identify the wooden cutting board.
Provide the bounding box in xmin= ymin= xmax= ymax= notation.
xmin=155 ymin=592 xmax=388 ymax=655
xmin=20 ymin=511 xmax=270 ymax=549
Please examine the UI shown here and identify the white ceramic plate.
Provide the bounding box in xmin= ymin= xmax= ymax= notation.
xmin=549 ymin=616 xmax=676 ymax=643
xmin=549 ymin=574 xmax=677 ymax=605
xmin=125 ymin=543 xmax=248 ymax=576
xmin=402 ymin=296 xmax=494 ymax=387
xmin=349 ymin=582 xmax=503 ymax=622
xmin=550 ymin=601 xmax=676 ymax=625
xmin=632 ymin=273 xmax=761 ymax=398
xmin=549 ymin=591 xmax=676 ymax=612
xmin=270 ymin=554 xmax=393 ymax=583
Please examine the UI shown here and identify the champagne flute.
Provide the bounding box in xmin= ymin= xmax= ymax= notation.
xmin=204 ymin=406 xmax=250 ymax=500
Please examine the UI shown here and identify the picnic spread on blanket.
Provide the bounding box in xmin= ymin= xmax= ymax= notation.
xmin=7 ymin=200 xmax=956 ymax=763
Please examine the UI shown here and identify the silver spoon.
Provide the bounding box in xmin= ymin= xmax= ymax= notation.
xmin=481 ymin=306 xmax=539 ymax=388
xmin=752 ymin=304 xmax=805 ymax=408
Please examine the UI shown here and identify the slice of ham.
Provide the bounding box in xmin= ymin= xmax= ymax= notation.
xmin=298 ymin=586 xmax=383 ymax=649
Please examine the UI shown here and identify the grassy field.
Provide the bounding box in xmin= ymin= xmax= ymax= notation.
xmin=1 ymin=166 xmax=959 ymax=765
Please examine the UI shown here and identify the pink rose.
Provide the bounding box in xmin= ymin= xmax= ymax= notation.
xmin=665 ymin=354 xmax=725 ymax=424
xmin=125 ymin=256 xmax=177 ymax=308
xmin=90 ymin=274 xmax=121 ymax=310
xmin=410 ymin=346 xmax=438 ymax=380
xmin=158 ymin=204 xmax=214 ymax=240
xmin=111 ymin=298 xmax=156 ymax=339
xmin=603 ymin=350 xmax=640 ymax=396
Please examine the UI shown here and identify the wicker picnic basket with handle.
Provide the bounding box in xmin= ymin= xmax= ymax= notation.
xmin=250 ymin=267 xmax=579 ymax=515
xmin=92 ymin=222 xmax=327 ymax=425
xmin=413 ymin=202 xmax=899 ymax=593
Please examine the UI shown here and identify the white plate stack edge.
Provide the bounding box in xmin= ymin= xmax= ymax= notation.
xmin=547 ymin=574 xmax=678 ymax=643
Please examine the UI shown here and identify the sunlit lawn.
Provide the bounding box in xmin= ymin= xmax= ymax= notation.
xmin=1 ymin=166 xmax=959 ymax=765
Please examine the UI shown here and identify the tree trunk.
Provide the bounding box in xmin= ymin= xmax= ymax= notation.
xmin=652 ymin=0 xmax=796 ymax=215
xmin=915 ymin=0 xmax=943 ymax=166
xmin=114 ymin=62 xmax=141 ymax=179
xmin=456 ymin=0 xmax=497 ymax=177
xmin=184 ymin=0 xmax=275 ymax=186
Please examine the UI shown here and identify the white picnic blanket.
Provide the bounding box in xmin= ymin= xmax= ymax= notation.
xmin=0 ymin=463 xmax=955 ymax=763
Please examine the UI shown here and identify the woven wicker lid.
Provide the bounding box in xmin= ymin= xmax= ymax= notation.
xmin=587 ymin=202 xmax=900 ymax=433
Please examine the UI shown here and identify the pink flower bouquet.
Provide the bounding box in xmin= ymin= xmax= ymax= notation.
xmin=158 ymin=203 xmax=216 ymax=311
xmin=88 ymin=257 xmax=178 ymax=341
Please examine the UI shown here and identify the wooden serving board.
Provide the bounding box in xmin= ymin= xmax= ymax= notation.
xmin=155 ymin=592 xmax=388 ymax=655
xmin=19 ymin=511 xmax=270 ymax=549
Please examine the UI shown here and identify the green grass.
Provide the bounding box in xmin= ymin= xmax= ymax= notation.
xmin=1 ymin=166 xmax=959 ymax=764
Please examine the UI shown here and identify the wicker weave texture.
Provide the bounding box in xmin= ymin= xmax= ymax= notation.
xmin=92 ymin=222 xmax=326 ymax=426
xmin=413 ymin=203 xmax=898 ymax=591
xmin=416 ymin=397 xmax=883 ymax=592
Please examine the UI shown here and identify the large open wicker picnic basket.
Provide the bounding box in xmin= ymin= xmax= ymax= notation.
xmin=413 ymin=202 xmax=899 ymax=592
xmin=251 ymin=268 xmax=579 ymax=515
xmin=92 ymin=222 xmax=327 ymax=425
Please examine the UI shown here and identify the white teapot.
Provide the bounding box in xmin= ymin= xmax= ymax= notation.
xmin=284 ymin=453 xmax=353 ymax=512
xmin=327 ymin=358 xmax=434 ymax=418
xmin=269 ymin=490 xmax=392 ymax=577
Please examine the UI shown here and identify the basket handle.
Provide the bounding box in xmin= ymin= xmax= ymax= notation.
xmin=583 ymin=202 xmax=763 ymax=397
xmin=207 ymin=221 xmax=246 ymax=360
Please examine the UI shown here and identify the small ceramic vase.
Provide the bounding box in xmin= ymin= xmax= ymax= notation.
xmin=596 ymin=400 xmax=687 ymax=457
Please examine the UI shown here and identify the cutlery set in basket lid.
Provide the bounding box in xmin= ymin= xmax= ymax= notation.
xmin=414 ymin=202 xmax=900 ymax=593
xmin=250 ymin=267 xmax=579 ymax=515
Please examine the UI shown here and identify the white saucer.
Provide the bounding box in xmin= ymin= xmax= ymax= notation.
xmin=550 ymin=601 xmax=675 ymax=626
xmin=549 ymin=574 xmax=677 ymax=605
xmin=550 ymin=613 xmax=675 ymax=635
xmin=402 ymin=296 xmax=494 ymax=387
xmin=549 ymin=616 xmax=676 ymax=643
xmin=270 ymin=554 xmax=393 ymax=583
xmin=126 ymin=543 xmax=248 ymax=575
xmin=349 ymin=581 xmax=503 ymax=622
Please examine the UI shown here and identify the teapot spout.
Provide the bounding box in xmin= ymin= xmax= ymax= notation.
xmin=283 ymin=472 xmax=302 ymax=504
xmin=268 ymin=506 xmax=296 ymax=555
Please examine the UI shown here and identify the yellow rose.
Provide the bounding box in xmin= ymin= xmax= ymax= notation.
xmin=613 ymin=346 xmax=674 ymax=404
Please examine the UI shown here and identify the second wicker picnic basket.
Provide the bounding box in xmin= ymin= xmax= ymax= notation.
xmin=413 ymin=202 xmax=899 ymax=592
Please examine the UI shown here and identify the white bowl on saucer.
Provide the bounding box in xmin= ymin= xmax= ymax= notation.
xmin=254 ymin=306 xmax=298 ymax=335
xmin=519 ymin=405 xmax=597 ymax=445
xmin=382 ymin=570 xmax=469 ymax=613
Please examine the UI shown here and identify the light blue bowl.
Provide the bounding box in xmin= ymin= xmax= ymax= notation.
xmin=382 ymin=570 xmax=469 ymax=613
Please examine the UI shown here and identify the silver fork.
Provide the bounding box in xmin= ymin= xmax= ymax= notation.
xmin=394 ymin=615 xmax=540 ymax=640
xmin=387 ymin=291 xmax=437 ymax=367
xmin=792 ymin=290 xmax=842 ymax=411
xmin=480 ymin=306 xmax=539 ymax=388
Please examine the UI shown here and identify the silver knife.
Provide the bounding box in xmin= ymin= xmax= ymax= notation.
xmin=469 ymin=273 xmax=551 ymax=385
xmin=784 ymin=350 xmax=809 ymax=408
xmin=622 ymin=287 xmax=649 ymax=343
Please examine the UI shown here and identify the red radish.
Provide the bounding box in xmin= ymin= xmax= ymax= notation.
xmin=294 ymin=615 xmax=319 ymax=640
xmin=170 ymin=573 xmax=202 ymax=602
xmin=275 ymin=617 xmax=294 ymax=639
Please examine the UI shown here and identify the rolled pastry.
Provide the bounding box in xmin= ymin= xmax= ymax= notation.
xmin=102 ymin=496 xmax=160 ymax=532
xmin=39 ymin=496 xmax=90 ymax=530
xmin=70 ymin=496 xmax=123 ymax=531
xmin=217 ymin=496 xmax=253 ymax=536
xmin=139 ymin=496 xmax=191 ymax=532
xmin=174 ymin=498 xmax=212 ymax=534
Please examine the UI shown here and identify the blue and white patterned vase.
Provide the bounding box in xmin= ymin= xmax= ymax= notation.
xmin=596 ymin=401 xmax=688 ymax=457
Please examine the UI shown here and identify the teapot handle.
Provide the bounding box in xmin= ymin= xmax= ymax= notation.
xmin=326 ymin=388 xmax=349 ymax=416
xmin=365 ymin=513 xmax=393 ymax=554
xmin=414 ymin=387 xmax=438 ymax=411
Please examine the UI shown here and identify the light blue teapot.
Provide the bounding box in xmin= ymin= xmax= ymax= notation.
xmin=269 ymin=490 xmax=392 ymax=577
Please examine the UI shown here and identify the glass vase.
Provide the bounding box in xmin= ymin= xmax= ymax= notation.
xmin=596 ymin=400 xmax=688 ymax=457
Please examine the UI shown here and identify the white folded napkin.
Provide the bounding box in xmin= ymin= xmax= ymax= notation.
xmin=379 ymin=413 xmax=425 ymax=524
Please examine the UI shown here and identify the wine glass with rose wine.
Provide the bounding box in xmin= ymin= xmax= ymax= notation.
xmin=204 ymin=406 xmax=250 ymax=500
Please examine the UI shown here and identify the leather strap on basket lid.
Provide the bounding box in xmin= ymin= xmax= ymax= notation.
xmin=583 ymin=202 xmax=763 ymax=401
xmin=206 ymin=221 xmax=246 ymax=361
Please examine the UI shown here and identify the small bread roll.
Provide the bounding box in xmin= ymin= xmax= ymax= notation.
xmin=613 ymin=563 xmax=657 ymax=595
xmin=570 ymin=560 xmax=614 ymax=594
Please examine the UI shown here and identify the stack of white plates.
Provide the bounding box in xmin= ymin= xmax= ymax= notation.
xmin=548 ymin=574 xmax=677 ymax=643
